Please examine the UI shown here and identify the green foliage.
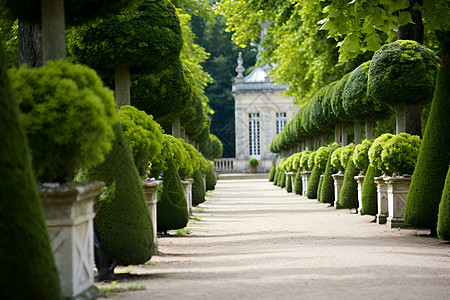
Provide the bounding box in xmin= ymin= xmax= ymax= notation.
xmin=307 ymin=164 xmax=321 ymax=199
xmin=292 ymin=152 xmax=302 ymax=170
xmin=315 ymin=147 xmax=330 ymax=172
xmin=405 ymin=63 xmax=450 ymax=230
xmin=10 ymin=61 xmax=117 ymax=182
xmin=192 ymin=169 xmax=205 ymax=206
xmin=331 ymin=147 xmax=344 ymax=172
xmin=157 ymin=155 xmax=189 ymax=232
xmin=286 ymin=173 xmax=292 ymax=193
xmin=361 ymin=164 xmax=381 ymax=215
xmin=368 ymin=133 xmax=394 ymax=174
xmin=269 ymin=165 xmax=276 ymax=182
xmin=294 ymin=168 xmax=302 ymax=195
xmin=76 ymin=123 xmax=153 ymax=269
xmin=249 ymin=158 xmax=259 ymax=167
xmin=0 ymin=15 xmax=18 ymax=68
xmin=0 ymin=41 xmax=61 ymax=299
xmin=340 ymin=143 xmax=355 ymax=172
xmin=331 ymin=73 xmax=352 ymax=122
xmin=206 ymin=134 xmax=223 ymax=160
xmin=317 ymin=175 xmax=324 ymax=202
xmin=118 ymin=106 xmax=164 ymax=177
xmin=307 ymin=151 xmax=316 ymax=171
xmin=437 ymin=166 xmax=450 ymax=240
xmin=320 ymin=149 xmax=336 ymax=205
xmin=205 ymin=164 xmax=216 ymax=191
xmin=353 ymin=139 xmax=373 ymax=173
xmin=381 ymin=133 xmax=422 ymax=175
xmin=273 ymin=168 xmax=279 ymax=186
xmin=338 ymin=154 xmax=359 ymax=209
xmin=368 ymin=40 xmax=440 ymax=106
xmin=280 ymin=168 xmax=286 ymax=188
xmin=67 ymin=0 xmax=182 ymax=72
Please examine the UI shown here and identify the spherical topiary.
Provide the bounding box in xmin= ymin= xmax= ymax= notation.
xmin=76 ymin=123 xmax=153 ymax=279
xmin=292 ymin=152 xmax=302 ymax=170
xmin=0 ymin=42 xmax=61 ymax=299
xmin=192 ymin=169 xmax=206 ymax=206
xmin=380 ymin=133 xmax=421 ymax=175
xmin=405 ymin=64 xmax=450 ymax=232
xmin=269 ymin=165 xmax=276 ymax=182
xmin=300 ymin=151 xmax=313 ymax=171
xmin=307 ymin=151 xmax=317 ymax=171
xmin=368 ymin=40 xmax=440 ymax=106
xmin=157 ymin=154 xmax=189 ymax=232
xmin=249 ymin=158 xmax=259 ymax=167
xmin=360 ymin=164 xmax=382 ymax=215
xmin=10 ymin=61 xmax=117 ymax=182
xmin=368 ymin=133 xmax=394 ymax=174
xmin=437 ymin=166 xmax=450 ymax=240
xmin=320 ymin=143 xmax=340 ymax=205
xmin=118 ymin=105 xmax=164 ymax=177
xmin=353 ymin=139 xmax=373 ymax=173
xmin=331 ymin=147 xmax=345 ymax=172
xmin=338 ymin=148 xmax=359 ymax=209
xmin=315 ymin=147 xmax=330 ymax=172
xmin=340 ymin=143 xmax=355 ymax=171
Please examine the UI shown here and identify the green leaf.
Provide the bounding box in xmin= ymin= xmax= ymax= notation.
xmin=398 ymin=11 xmax=414 ymax=26
xmin=364 ymin=32 xmax=382 ymax=51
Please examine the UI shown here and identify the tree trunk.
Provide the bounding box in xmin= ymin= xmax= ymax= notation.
xmin=18 ymin=21 xmax=43 ymax=67
xmin=354 ymin=120 xmax=361 ymax=145
xmin=335 ymin=124 xmax=340 ymax=144
xmin=396 ymin=104 xmax=407 ymax=134
xmin=181 ymin=128 xmax=186 ymax=141
xmin=341 ymin=124 xmax=347 ymax=146
xmin=41 ymin=0 xmax=66 ymax=63
xmin=115 ymin=65 xmax=130 ymax=108
xmin=397 ymin=0 xmax=424 ymax=137
xmin=172 ymin=117 xmax=181 ymax=138
xmin=365 ymin=118 xmax=374 ymax=140
xmin=320 ymin=134 xmax=326 ymax=147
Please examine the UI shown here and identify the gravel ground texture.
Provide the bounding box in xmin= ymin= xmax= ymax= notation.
xmin=99 ymin=178 xmax=450 ymax=300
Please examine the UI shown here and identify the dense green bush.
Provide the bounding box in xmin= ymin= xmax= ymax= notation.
xmin=368 ymin=133 xmax=394 ymax=174
xmin=307 ymin=164 xmax=321 ymax=199
xmin=269 ymin=165 xmax=276 ymax=182
xmin=292 ymin=152 xmax=302 ymax=170
xmin=9 ymin=61 xmax=117 ymax=182
xmin=192 ymin=169 xmax=206 ymax=206
xmin=338 ymin=148 xmax=359 ymax=209
xmin=340 ymin=143 xmax=355 ymax=171
xmin=307 ymin=147 xmax=330 ymax=199
xmin=307 ymin=151 xmax=317 ymax=171
xmin=118 ymin=105 xmax=164 ymax=177
xmin=405 ymin=63 xmax=450 ymax=232
xmin=353 ymin=139 xmax=373 ymax=173
xmin=360 ymin=164 xmax=381 ymax=215
xmin=280 ymin=168 xmax=287 ymax=188
xmin=331 ymin=147 xmax=344 ymax=172
xmin=249 ymin=158 xmax=259 ymax=167
xmin=437 ymin=166 xmax=450 ymax=240
xmin=205 ymin=163 xmax=216 ymax=191
xmin=286 ymin=172 xmax=293 ymax=193
xmin=294 ymin=168 xmax=302 ymax=195
xmin=315 ymin=147 xmax=330 ymax=172
xmin=368 ymin=40 xmax=440 ymax=106
xmin=381 ymin=133 xmax=421 ymax=175
xmin=0 ymin=42 xmax=61 ymax=299
xmin=320 ymin=143 xmax=340 ymax=205
xmin=157 ymin=154 xmax=189 ymax=232
xmin=76 ymin=123 xmax=153 ymax=279
xmin=273 ymin=167 xmax=279 ymax=186
xmin=317 ymin=175 xmax=323 ymax=202
xmin=300 ymin=151 xmax=313 ymax=171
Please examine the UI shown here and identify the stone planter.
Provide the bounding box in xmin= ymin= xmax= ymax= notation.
xmin=142 ymin=179 xmax=162 ymax=254
xmin=286 ymin=171 xmax=296 ymax=191
xmin=39 ymin=181 xmax=103 ymax=300
xmin=181 ymin=178 xmax=194 ymax=214
xmin=374 ymin=175 xmax=388 ymax=224
xmin=202 ymin=174 xmax=206 ymax=192
xmin=300 ymin=171 xmax=312 ymax=196
xmin=384 ymin=175 xmax=411 ymax=228
xmin=250 ymin=166 xmax=257 ymax=173
xmin=331 ymin=172 xmax=344 ymax=208
xmin=354 ymin=174 xmax=365 ymax=214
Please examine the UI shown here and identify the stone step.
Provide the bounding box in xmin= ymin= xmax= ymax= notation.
xmin=217 ymin=173 xmax=269 ymax=180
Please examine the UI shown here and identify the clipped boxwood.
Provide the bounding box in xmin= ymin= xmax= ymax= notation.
xmin=9 ymin=61 xmax=117 ymax=182
xmin=353 ymin=139 xmax=373 ymax=174
xmin=286 ymin=172 xmax=293 ymax=193
xmin=249 ymin=158 xmax=259 ymax=167
xmin=269 ymin=165 xmax=276 ymax=182
xmin=205 ymin=163 xmax=216 ymax=191
xmin=300 ymin=151 xmax=313 ymax=171
xmin=307 ymin=151 xmax=317 ymax=171
xmin=331 ymin=147 xmax=344 ymax=172
xmin=157 ymin=154 xmax=189 ymax=232
xmin=437 ymin=166 xmax=450 ymax=240
xmin=368 ymin=133 xmax=394 ymax=174
xmin=360 ymin=164 xmax=381 ymax=215
xmin=76 ymin=123 xmax=153 ymax=279
xmin=192 ymin=169 xmax=206 ymax=206
xmin=307 ymin=164 xmax=321 ymax=199
xmin=338 ymin=147 xmax=359 ymax=209
xmin=340 ymin=143 xmax=355 ymax=171
xmin=294 ymin=168 xmax=303 ymax=195
xmin=273 ymin=166 xmax=279 ymax=186
xmin=380 ymin=133 xmax=421 ymax=175
xmin=320 ymin=143 xmax=340 ymax=205
xmin=280 ymin=167 xmax=287 ymax=188
xmin=0 ymin=43 xmax=60 ymax=299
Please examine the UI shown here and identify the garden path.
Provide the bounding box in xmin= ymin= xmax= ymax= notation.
xmin=102 ymin=178 xmax=450 ymax=299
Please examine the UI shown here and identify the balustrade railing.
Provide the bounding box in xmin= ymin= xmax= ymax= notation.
xmin=215 ymin=158 xmax=235 ymax=172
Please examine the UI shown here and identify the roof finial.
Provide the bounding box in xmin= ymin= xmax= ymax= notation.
xmin=235 ymin=52 xmax=245 ymax=82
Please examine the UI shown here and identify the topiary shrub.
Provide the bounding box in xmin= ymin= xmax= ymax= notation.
xmin=317 ymin=175 xmax=323 ymax=202
xmin=157 ymin=154 xmax=189 ymax=233
xmin=192 ymin=169 xmax=205 ymax=206
xmin=249 ymin=158 xmax=259 ymax=167
xmin=0 ymin=41 xmax=61 ymax=299
xmin=340 ymin=143 xmax=355 ymax=171
xmin=76 ymin=123 xmax=153 ymax=279
xmin=269 ymin=165 xmax=276 ymax=182
xmin=280 ymin=167 xmax=287 ymax=188
xmin=307 ymin=147 xmax=330 ymax=199
xmin=9 ymin=61 xmax=117 ymax=183
xmin=353 ymin=139 xmax=373 ymax=174
xmin=307 ymin=151 xmax=317 ymax=171
xmin=405 ymin=61 xmax=450 ymax=233
xmin=368 ymin=133 xmax=394 ymax=174
xmin=205 ymin=163 xmax=216 ymax=191
xmin=294 ymin=168 xmax=303 ymax=195
xmin=273 ymin=167 xmax=279 ymax=186
xmin=320 ymin=143 xmax=340 ymax=205
xmin=437 ymin=166 xmax=450 ymax=240
xmin=300 ymin=151 xmax=313 ymax=171
xmin=381 ymin=133 xmax=421 ymax=175
xmin=331 ymin=147 xmax=345 ymax=172
xmin=338 ymin=147 xmax=359 ymax=209
xmin=360 ymin=164 xmax=381 ymax=215
xmin=286 ymin=172 xmax=293 ymax=193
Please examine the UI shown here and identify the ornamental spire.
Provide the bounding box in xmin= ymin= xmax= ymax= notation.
xmin=235 ymin=52 xmax=245 ymax=82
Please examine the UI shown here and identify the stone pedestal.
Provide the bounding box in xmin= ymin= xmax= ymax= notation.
xmin=202 ymin=174 xmax=207 ymax=192
xmin=354 ymin=174 xmax=365 ymax=214
xmin=332 ymin=172 xmax=344 ymax=208
xmin=384 ymin=175 xmax=411 ymax=228
xmin=374 ymin=175 xmax=388 ymax=224
xmin=39 ymin=181 xmax=103 ymax=300
xmin=181 ymin=178 xmax=194 ymax=214
xmin=300 ymin=171 xmax=312 ymax=196
xmin=286 ymin=171 xmax=296 ymax=192
xmin=142 ymin=179 xmax=162 ymax=254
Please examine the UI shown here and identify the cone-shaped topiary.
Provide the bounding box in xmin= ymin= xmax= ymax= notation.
xmin=437 ymin=166 xmax=450 ymax=240
xmin=405 ymin=59 xmax=450 ymax=232
xmin=76 ymin=123 xmax=153 ymax=279
xmin=273 ymin=168 xmax=279 ymax=186
xmin=317 ymin=175 xmax=323 ymax=202
xmin=205 ymin=164 xmax=216 ymax=191
xmin=339 ymin=151 xmax=359 ymax=209
xmin=157 ymin=155 xmax=189 ymax=232
xmin=320 ymin=153 xmax=336 ymax=205
xmin=269 ymin=165 xmax=276 ymax=182
xmin=192 ymin=169 xmax=205 ymax=206
xmin=294 ymin=168 xmax=302 ymax=195
xmin=307 ymin=164 xmax=321 ymax=199
xmin=280 ymin=169 xmax=286 ymax=188
xmin=360 ymin=164 xmax=381 ymax=215
xmin=286 ymin=173 xmax=292 ymax=193
xmin=0 ymin=41 xmax=61 ymax=299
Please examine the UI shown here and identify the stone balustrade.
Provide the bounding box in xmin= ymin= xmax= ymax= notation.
xmin=215 ymin=158 xmax=235 ymax=172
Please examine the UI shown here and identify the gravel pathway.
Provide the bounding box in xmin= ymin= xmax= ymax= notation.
xmin=101 ymin=178 xmax=450 ymax=300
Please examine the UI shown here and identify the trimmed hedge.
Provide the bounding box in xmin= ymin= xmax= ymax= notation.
xmin=294 ymin=168 xmax=302 ymax=195
xmin=280 ymin=169 xmax=286 ymax=188
xmin=76 ymin=123 xmax=153 ymax=278
xmin=205 ymin=164 xmax=216 ymax=191
xmin=405 ymin=63 xmax=450 ymax=231
xmin=317 ymin=175 xmax=323 ymax=202
xmin=338 ymin=152 xmax=359 ymax=209
xmin=320 ymin=144 xmax=339 ymax=205
xmin=437 ymin=166 xmax=450 ymax=240
xmin=286 ymin=173 xmax=292 ymax=193
xmin=269 ymin=165 xmax=276 ymax=182
xmin=273 ymin=168 xmax=279 ymax=186
xmin=192 ymin=169 xmax=205 ymax=206
xmin=353 ymin=139 xmax=373 ymax=173
xmin=157 ymin=155 xmax=189 ymax=232
xmin=360 ymin=164 xmax=381 ymax=215
xmin=307 ymin=164 xmax=321 ymax=199
xmin=0 ymin=42 xmax=61 ymax=299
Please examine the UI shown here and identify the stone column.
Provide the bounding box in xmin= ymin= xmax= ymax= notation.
xmin=354 ymin=174 xmax=365 ymax=214
xmin=374 ymin=175 xmax=388 ymax=224
xmin=341 ymin=125 xmax=348 ymax=146
xmin=115 ymin=65 xmax=130 ymax=107
xmin=354 ymin=120 xmax=361 ymax=145
xmin=335 ymin=124 xmax=341 ymax=144
xmin=332 ymin=172 xmax=345 ymax=208
xmin=300 ymin=170 xmax=312 ymax=196
xmin=181 ymin=178 xmax=194 ymax=214
xmin=172 ymin=117 xmax=181 ymax=138
xmin=384 ymin=175 xmax=411 ymax=228
xmin=142 ymin=179 xmax=162 ymax=254
xmin=396 ymin=104 xmax=407 ymax=134
xmin=39 ymin=181 xmax=103 ymax=299
xmin=365 ymin=118 xmax=374 ymax=140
